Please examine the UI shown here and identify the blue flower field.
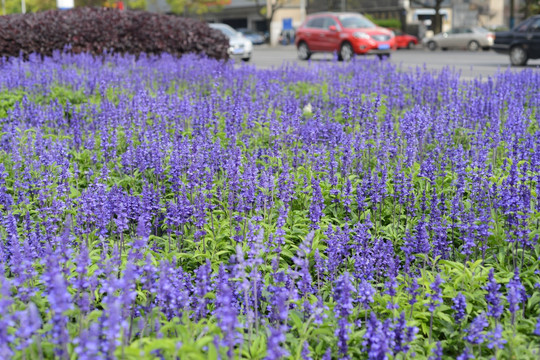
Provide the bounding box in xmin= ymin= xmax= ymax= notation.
xmin=0 ymin=52 xmax=539 ymax=359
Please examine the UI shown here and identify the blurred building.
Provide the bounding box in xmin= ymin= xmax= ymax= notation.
xmin=203 ymin=0 xmax=522 ymax=44
xmin=204 ymin=0 xmax=305 ymax=45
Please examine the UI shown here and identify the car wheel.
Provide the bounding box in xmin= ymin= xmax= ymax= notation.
xmin=509 ymin=46 xmax=528 ymax=66
xmin=297 ymin=42 xmax=311 ymax=60
xmin=407 ymin=41 xmax=414 ymax=49
xmin=377 ymin=53 xmax=390 ymax=60
xmin=241 ymin=56 xmax=250 ymax=62
xmin=339 ymin=42 xmax=353 ymax=62
xmin=468 ymin=40 xmax=480 ymax=51
xmin=427 ymin=41 xmax=437 ymax=51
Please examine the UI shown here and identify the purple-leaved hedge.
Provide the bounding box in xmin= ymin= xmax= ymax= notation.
xmin=0 ymin=7 xmax=229 ymax=60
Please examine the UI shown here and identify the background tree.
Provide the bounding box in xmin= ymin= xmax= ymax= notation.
xmin=74 ymin=0 xmax=106 ymax=6
xmin=523 ymin=0 xmax=540 ymax=17
xmin=167 ymin=0 xmax=223 ymax=16
xmin=410 ymin=0 xmax=444 ymax=33
xmin=124 ymin=0 xmax=146 ymax=9
xmin=2 ymin=0 xmax=56 ymax=14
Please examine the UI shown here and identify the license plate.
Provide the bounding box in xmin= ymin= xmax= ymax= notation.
xmin=232 ymin=48 xmax=244 ymax=54
xmin=378 ymin=44 xmax=390 ymax=50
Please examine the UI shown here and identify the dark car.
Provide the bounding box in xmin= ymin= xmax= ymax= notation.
xmin=237 ymin=28 xmax=266 ymax=45
xmin=295 ymin=12 xmax=396 ymax=61
xmin=492 ymin=15 xmax=540 ymax=66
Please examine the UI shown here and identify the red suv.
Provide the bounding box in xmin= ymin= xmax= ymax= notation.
xmin=295 ymin=12 xmax=396 ymax=61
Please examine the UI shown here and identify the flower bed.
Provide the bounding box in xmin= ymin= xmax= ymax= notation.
xmin=0 ymin=52 xmax=539 ymax=359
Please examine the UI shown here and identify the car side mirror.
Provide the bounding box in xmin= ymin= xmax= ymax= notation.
xmin=328 ymin=25 xmax=338 ymax=32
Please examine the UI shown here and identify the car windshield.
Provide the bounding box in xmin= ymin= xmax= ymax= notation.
xmin=338 ymin=14 xmax=376 ymax=29
xmin=210 ymin=24 xmax=237 ymax=38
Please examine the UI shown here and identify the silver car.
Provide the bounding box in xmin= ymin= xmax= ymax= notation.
xmin=209 ymin=23 xmax=253 ymax=62
xmin=423 ymin=27 xmax=495 ymax=51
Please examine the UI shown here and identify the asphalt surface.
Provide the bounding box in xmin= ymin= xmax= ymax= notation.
xmin=247 ymin=44 xmax=540 ymax=80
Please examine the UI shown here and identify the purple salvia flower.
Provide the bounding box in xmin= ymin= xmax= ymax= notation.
xmin=506 ymin=269 xmax=527 ymax=324
xmin=71 ymin=243 xmax=95 ymax=315
xmin=74 ymin=322 xmax=101 ymax=360
xmin=155 ymin=259 xmax=191 ymax=320
xmin=425 ymin=275 xmax=444 ymax=312
xmin=363 ymin=313 xmax=395 ymax=360
xmin=334 ymin=272 xmax=355 ymax=359
xmin=15 ymin=302 xmax=41 ymax=352
xmin=485 ymin=324 xmax=506 ymax=349
xmin=400 ymin=230 xmax=416 ymax=272
xmin=533 ymin=316 xmax=540 ymax=336
xmin=483 ymin=269 xmax=503 ymax=319
xmin=464 ymin=313 xmax=488 ymax=345
xmin=457 ymin=347 xmax=475 ymax=360
xmin=100 ymin=298 xmax=123 ymax=358
xmin=322 ymin=347 xmax=332 ymax=360
xmin=356 ymin=180 xmax=367 ymax=213
xmin=193 ymin=260 xmax=213 ymax=321
xmin=215 ymin=266 xmax=241 ymax=359
xmin=265 ymin=325 xmax=289 ymax=360
xmin=301 ymin=340 xmax=312 ymax=360
xmin=325 ymin=224 xmax=350 ymax=282
xmin=45 ymin=272 xmax=72 ymax=359
xmin=0 ymin=276 xmax=14 ymax=358
xmin=313 ymin=296 xmax=328 ymax=326
xmin=267 ymin=271 xmax=290 ymax=325
xmin=41 ymin=247 xmax=72 ymax=360
xmin=309 ymin=177 xmax=324 ymax=230
xmin=313 ymin=248 xmax=325 ymax=291
xmin=405 ymin=276 xmax=421 ymax=309
xmin=357 ymin=279 xmax=375 ymax=310
xmin=429 ymin=341 xmax=443 ymax=360
xmin=292 ymin=231 xmax=314 ymax=298
xmin=385 ymin=277 xmax=400 ymax=311
xmin=273 ymin=206 xmax=288 ymax=247
xmin=451 ymin=292 xmax=467 ymax=324
xmin=342 ymin=178 xmax=352 ymax=214
xmin=393 ymin=312 xmax=417 ymax=355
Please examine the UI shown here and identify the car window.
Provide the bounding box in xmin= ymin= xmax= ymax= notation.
xmin=515 ymin=19 xmax=532 ymax=32
xmin=306 ymin=17 xmax=325 ymax=28
xmin=209 ymin=24 xmax=237 ymax=38
xmin=338 ymin=14 xmax=376 ymax=29
xmin=473 ymin=27 xmax=489 ymax=33
xmin=464 ymin=28 xmax=473 ymax=33
xmin=530 ymin=18 xmax=540 ymax=32
xmin=323 ymin=17 xmax=338 ymax=29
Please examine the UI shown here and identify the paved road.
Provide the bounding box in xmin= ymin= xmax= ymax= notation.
xmin=248 ymin=45 xmax=540 ymax=80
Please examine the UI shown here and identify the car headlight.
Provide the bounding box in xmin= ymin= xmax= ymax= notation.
xmin=353 ymin=32 xmax=370 ymax=39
